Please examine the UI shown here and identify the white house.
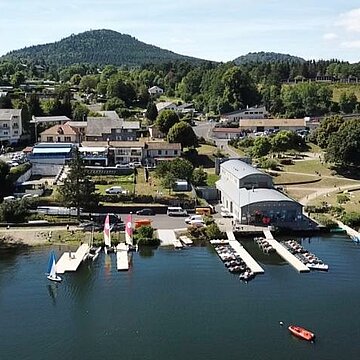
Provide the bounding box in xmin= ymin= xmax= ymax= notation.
xmin=156 ymin=101 xmax=178 ymax=113
xmin=0 ymin=109 xmax=22 ymax=145
xmin=220 ymin=106 xmax=269 ymax=123
xmin=148 ymin=86 xmax=164 ymax=96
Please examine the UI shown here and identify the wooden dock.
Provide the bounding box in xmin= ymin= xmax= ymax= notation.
xmin=116 ymin=243 xmax=129 ymax=271
xmin=263 ymin=230 xmax=310 ymax=273
xmin=226 ymin=231 xmax=264 ymax=274
xmin=56 ymin=244 xmax=90 ymax=274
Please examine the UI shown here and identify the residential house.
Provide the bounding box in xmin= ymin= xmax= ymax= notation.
xmin=156 ymin=101 xmax=178 ymax=113
xmin=85 ymin=111 xmax=140 ymax=141
xmin=216 ymin=160 xmax=304 ymax=228
xmin=212 ymin=127 xmax=245 ymax=140
xmin=82 ymin=141 xmax=143 ymax=166
xmin=148 ymin=86 xmax=164 ymax=96
xmin=220 ymin=106 xmax=268 ymax=123
xmin=65 ymin=121 xmax=87 ymax=142
xmin=39 ymin=123 xmax=80 ymax=143
xmin=238 ymin=118 xmax=306 ymax=132
xmin=144 ymin=141 xmax=181 ymax=165
xmin=0 ymin=109 xmax=22 ymax=145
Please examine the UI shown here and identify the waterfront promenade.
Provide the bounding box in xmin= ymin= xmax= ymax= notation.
xmin=263 ymin=230 xmax=310 ymax=272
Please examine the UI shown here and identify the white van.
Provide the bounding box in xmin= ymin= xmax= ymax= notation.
xmin=185 ymin=214 xmax=203 ymax=224
xmin=167 ymin=207 xmax=188 ymax=216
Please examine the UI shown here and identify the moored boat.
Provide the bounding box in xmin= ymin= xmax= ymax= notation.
xmin=288 ymin=325 xmax=315 ymax=341
xmin=46 ymin=251 xmax=62 ymax=282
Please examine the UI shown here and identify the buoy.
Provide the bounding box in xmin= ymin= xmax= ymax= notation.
xmin=279 ymin=321 xmax=284 ymax=326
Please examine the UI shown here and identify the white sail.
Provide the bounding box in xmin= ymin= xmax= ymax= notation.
xmin=49 ymin=256 xmax=57 ymax=278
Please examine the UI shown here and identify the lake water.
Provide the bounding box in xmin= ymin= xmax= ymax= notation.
xmin=0 ymin=234 xmax=359 ymax=360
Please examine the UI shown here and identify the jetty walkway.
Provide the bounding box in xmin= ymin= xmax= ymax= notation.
xmin=56 ymin=243 xmax=90 ymax=274
xmin=116 ymin=243 xmax=129 ymax=271
xmin=226 ymin=231 xmax=264 ymax=274
xmin=263 ymin=230 xmax=309 ymax=272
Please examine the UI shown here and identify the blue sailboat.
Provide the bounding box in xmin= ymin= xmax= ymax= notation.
xmin=46 ymin=251 xmax=62 ymax=282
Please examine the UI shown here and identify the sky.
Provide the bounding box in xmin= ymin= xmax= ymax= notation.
xmin=0 ymin=0 xmax=359 ymax=63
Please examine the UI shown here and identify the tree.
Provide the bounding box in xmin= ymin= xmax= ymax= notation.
xmin=339 ymin=92 xmax=357 ymax=114
xmin=0 ymin=199 xmax=29 ymax=223
xmin=191 ymin=167 xmax=208 ymax=186
xmin=103 ymin=97 xmax=126 ymax=111
xmin=145 ymin=101 xmax=158 ymax=122
xmin=58 ymin=149 xmax=98 ymax=219
xmin=271 ymin=130 xmax=304 ymax=153
xmin=10 ymin=71 xmax=25 ymax=88
xmin=325 ymin=118 xmax=360 ymax=167
xmin=155 ymin=158 xmax=194 ymax=183
xmin=167 ymin=121 xmax=198 ymax=148
xmin=251 ymin=136 xmax=272 ymax=158
xmin=315 ymin=115 xmax=343 ymax=148
xmin=0 ymin=95 xmax=13 ymax=109
xmin=27 ymin=93 xmax=42 ymax=117
xmin=161 ymin=173 xmax=176 ymax=193
xmin=0 ymin=161 xmax=11 ymax=201
xmin=155 ymin=110 xmax=180 ymax=134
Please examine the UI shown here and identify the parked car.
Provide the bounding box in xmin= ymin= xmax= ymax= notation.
xmin=185 ymin=215 xmax=203 ymax=224
xmin=6 ymin=160 xmax=19 ymax=168
xmin=129 ymin=162 xmax=142 ymax=168
xmin=167 ymin=206 xmax=188 ymax=216
xmin=136 ymin=208 xmax=155 ymax=216
xmin=79 ymin=222 xmax=102 ymax=231
xmin=110 ymin=223 xmax=126 ymax=231
xmin=105 ymin=186 xmax=127 ymax=194
xmin=189 ymin=219 xmax=206 ymax=228
xmin=90 ymin=213 xmax=122 ymax=225
xmin=115 ymin=163 xmax=130 ymax=169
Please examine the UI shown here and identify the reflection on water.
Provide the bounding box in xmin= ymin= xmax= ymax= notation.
xmin=0 ymin=235 xmax=359 ymax=360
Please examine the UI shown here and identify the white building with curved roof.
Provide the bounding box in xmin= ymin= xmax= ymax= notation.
xmin=216 ymin=159 xmax=303 ymax=227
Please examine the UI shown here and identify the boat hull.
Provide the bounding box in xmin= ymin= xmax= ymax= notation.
xmin=47 ymin=275 xmax=62 ymax=282
xmin=288 ymin=325 xmax=315 ymax=341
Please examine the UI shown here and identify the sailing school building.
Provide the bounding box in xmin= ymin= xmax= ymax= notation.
xmin=216 ymin=160 xmax=304 ymax=228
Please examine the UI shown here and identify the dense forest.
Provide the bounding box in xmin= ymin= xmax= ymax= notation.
xmin=0 ymin=30 xmax=360 ymax=122
xmin=1 ymin=29 xmax=205 ymax=67
xmin=234 ymin=52 xmax=305 ymax=65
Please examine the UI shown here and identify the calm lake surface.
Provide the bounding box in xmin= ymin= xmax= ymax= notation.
xmin=0 ymin=234 xmax=359 ymax=360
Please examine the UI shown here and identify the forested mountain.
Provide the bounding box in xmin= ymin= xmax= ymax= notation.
xmin=234 ymin=52 xmax=305 ymax=65
xmin=1 ymin=29 xmax=206 ymax=67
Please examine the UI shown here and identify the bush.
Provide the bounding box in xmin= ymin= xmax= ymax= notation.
xmin=257 ymin=158 xmax=279 ymax=170
xmin=279 ymin=159 xmax=294 ymax=165
xmin=134 ymin=226 xmax=160 ymax=246
xmin=336 ymin=194 xmax=350 ymax=204
xmin=314 ymin=214 xmax=337 ymax=228
xmin=341 ymin=212 xmax=360 ymax=227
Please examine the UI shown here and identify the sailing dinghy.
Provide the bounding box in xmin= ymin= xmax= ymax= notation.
xmin=46 ymin=251 xmax=62 ymax=282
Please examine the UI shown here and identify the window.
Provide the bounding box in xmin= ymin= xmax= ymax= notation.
xmin=3 ymin=123 xmax=8 ymax=128
xmin=14 ymin=130 xmax=18 ymax=134
xmin=13 ymin=123 xmax=18 ymax=129
xmin=158 ymin=150 xmax=162 ymax=155
xmin=174 ymin=150 xmax=178 ymax=155
xmin=3 ymin=131 xmax=8 ymax=135
xmin=165 ymin=150 xmax=168 ymax=155
xmin=64 ymin=136 xmax=71 ymax=142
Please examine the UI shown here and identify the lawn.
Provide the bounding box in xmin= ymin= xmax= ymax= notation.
xmin=308 ymin=189 xmax=360 ymax=212
xmin=282 ymin=159 xmax=333 ymax=176
xmin=205 ymin=168 xmax=219 ymax=186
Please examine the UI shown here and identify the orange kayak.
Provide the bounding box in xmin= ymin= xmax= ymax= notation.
xmin=288 ymin=325 xmax=315 ymax=341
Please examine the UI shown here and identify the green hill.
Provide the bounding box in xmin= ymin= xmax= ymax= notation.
xmin=1 ymin=29 xmax=206 ymax=67
xmin=234 ymin=51 xmax=305 ymax=64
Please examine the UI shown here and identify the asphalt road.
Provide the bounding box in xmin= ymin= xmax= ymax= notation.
xmin=128 ymin=214 xmax=188 ymax=230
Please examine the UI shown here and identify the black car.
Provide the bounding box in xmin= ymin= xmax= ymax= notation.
xmin=110 ymin=223 xmax=126 ymax=231
xmin=136 ymin=208 xmax=155 ymax=216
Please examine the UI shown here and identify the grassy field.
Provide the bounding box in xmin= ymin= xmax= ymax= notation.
xmin=282 ymin=159 xmax=332 ymax=176
xmin=308 ymin=189 xmax=360 ymax=212
xmin=330 ymin=83 xmax=360 ymax=102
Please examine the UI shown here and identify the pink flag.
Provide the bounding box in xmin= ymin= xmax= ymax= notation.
xmin=125 ymin=214 xmax=133 ymax=245
xmin=103 ymin=214 xmax=111 ymax=247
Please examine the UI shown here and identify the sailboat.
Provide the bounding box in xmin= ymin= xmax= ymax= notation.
xmin=104 ymin=213 xmax=111 ymax=254
xmin=125 ymin=213 xmax=137 ymax=251
xmin=46 ymin=251 xmax=62 ymax=282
